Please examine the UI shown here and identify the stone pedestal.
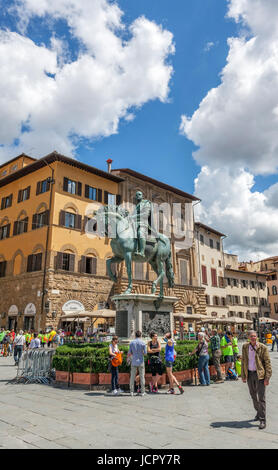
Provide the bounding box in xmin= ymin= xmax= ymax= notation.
xmin=111 ymin=294 xmax=178 ymax=342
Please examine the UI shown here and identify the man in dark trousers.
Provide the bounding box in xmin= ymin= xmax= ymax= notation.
xmin=241 ymin=330 xmax=272 ymax=430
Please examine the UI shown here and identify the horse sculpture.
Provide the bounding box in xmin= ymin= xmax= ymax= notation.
xmin=94 ymin=205 xmax=174 ymax=298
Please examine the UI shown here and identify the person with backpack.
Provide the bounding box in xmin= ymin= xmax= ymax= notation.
xmin=164 ymin=332 xmax=184 ymax=395
xmin=29 ymin=333 xmax=41 ymax=349
xmin=108 ymin=336 xmax=124 ymax=395
xmin=147 ymin=331 xmax=163 ymax=393
xmin=190 ymin=332 xmax=211 ymax=386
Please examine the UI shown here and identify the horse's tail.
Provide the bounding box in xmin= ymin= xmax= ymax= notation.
xmin=165 ymin=252 xmax=175 ymax=288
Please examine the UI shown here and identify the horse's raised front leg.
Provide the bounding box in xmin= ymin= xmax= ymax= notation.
xmin=106 ymin=256 xmax=123 ymax=283
xmin=124 ymin=252 xmax=133 ymax=294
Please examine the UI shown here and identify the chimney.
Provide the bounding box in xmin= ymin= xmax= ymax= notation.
xmin=106 ymin=158 xmax=113 ymax=173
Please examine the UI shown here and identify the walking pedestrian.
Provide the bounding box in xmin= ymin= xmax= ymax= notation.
xmin=29 ymin=333 xmax=41 ymax=349
xmin=164 ymin=332 xmax=184 ymax=394
xmin=210 ymin=329 xmax=224 ymax=383
xmin=220 ymin=331 xmax=234 ymax=378
xmin=108 ymin=336 xmax=123 ymax=395
xmin=232 ymin=333 xmax=239 ymax=364
xmin=190 ymin=332 xmax=211 ymax=386
xmin=241 ymin=330 xmax=272 ymax=430
xmin=2 ymin=332 xmax=9 ymax=357
xmin=147 ymin=332 xmax=163 ymax=393
xmin=271 ymin=328 xmax=278 ymax=352
xmin=128 ymin=330 xmax=147 ymax=396
xmin=14 ymin=330 xmax=26 ymax=365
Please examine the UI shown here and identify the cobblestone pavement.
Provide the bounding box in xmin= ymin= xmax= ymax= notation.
xmin=0 ymin=346 xmax=278 ymax=449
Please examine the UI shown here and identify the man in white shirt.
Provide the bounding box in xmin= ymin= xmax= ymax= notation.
xmin=14 ymin=330 xmax=26 ymax=365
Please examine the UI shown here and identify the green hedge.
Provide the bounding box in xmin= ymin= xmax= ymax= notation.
xmin=53 ymin=340 xmax=202 ymax=374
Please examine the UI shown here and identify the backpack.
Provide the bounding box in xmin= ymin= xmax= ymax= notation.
xmin=227 ymin=368 xmax=238 ymax=380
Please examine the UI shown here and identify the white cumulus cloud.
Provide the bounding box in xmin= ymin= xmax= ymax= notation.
xmin=0 ymin=0 xmax=174 ymax=160
xmin=180 ymin=0 xmax=278 ymax=259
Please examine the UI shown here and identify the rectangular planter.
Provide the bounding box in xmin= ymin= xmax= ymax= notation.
xmin=72 ymin=373 xmax=99 ymax=385
xmin=55 ymin=371 xmax=71 ymax=383
xmin=173 ymin=369 xmax=193 ymax=383
xmin=118 ymin=373 xmax=130 ymax=385
xmin=98 ymin=373 xmax=111 ymax=385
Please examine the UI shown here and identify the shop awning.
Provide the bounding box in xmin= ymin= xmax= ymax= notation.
xmin=60 ymin=309 xmax=116 ymax=320
xmin=259 ymin=317 xmax=278 ymax=323
xmin=173 ymin=313 xmax=214 ymax=321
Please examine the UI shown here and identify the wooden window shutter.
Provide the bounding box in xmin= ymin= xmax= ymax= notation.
xmin=63 ymin=177 xmax=68 ymax=192
xmin=77 ymin=182 xmax=82 ymax=196
xmin=91 ymin=257 xmax=97 ymax=275
xmin=24 ymin=217 xmax=28 ymax=233
xmin=1 ymin=198 xmax=5 ymax=210
xmin=36 ymin=253 xmax=42 ymax=271
xmin=27 ymin=254 xmax=33 ymax=272
xmin=201 ymin=265 xmax=207 ymax=284
xmin=13 ymin=221 xmax=18 ymax=236
xmin=45 ymin=210 xmax=50 ymax=226
xmin=27 ymin=186 xmax=31 ymax=199
xmin=80 ymin=256 xmax=86 ymax=273
xmin=18 ymin=190 xmax=23 ymax=203
xmin=97 ymin=189 xmax=102 ymax=203
xmin=116 ymin=194 xmax=122 ymax=206
xmin=46 ymin=179 xmax=50 ymax=192
xmin=36 ymin=181 xmax=41 ymax=195
xmin=56 ymin=252 xmax=63 ymax=269
xmin=59 ymin=210 xmax=66 ymax=226
xmin=9 ymin=194 xmax=13 ymax=207
xmin=6 ymin=224 xmax=10 ymax=238
xmin=75 ymin=214 xmax=82 ymax=230
xmin=69 ymin=254 xmax=75 ymax=272
xmin=85 ymin=185 xmax=89 ymax=198
xmin=104 ymin=191 xmax=108 ymax=204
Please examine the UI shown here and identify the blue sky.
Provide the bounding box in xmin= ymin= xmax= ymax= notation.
xmin=2 ymin=0 xmax=278 ymax=258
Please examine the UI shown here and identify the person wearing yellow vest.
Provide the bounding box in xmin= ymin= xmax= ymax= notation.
xmin=48 ymin=329 xmax=57 ymax=348
xmin=220 ymin=331 xmax=234 ymax=378
xmin=235 ymin=355 xmax=242 ymax=377
xmin=41 ymin=332 xmax=48 ymax=348
xmin=232 ymin=334 xmax=239 ymax=363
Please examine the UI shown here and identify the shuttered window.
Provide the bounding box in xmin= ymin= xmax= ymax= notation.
xmin=80 ymin=256 xmax=97 ymax=275
xmin=179 ymin=259 xmax=187 ymax=285
xmin=13 ymin=217 xmax=28 ymax=236
xmin=32 ymin=210 xmax=49 ymax=230
xmin=201 ymin=265 xmax=207 ymax=284
xmin=56 ymin=252 xmax=75 ymax=272
xmin=0 ymin=224 xmax=10 ymax=240
xmin=36 ymin=179 xmax=50 ymax=195
xmin=59 ymin=211 xmax=82 ymax=230
xmin=63 ymin=177 xmax=82 ymax=196
xmin=27 ymin=253 xmax=42 ymax=272
xmin=0 ymin=261 xmax=6 ymax=278
xmin=1 ymin=194 xmax=13 ymax=210
xmin=211 ymin=268 xmax=217 ymax=287
xmin=18 ymin=186 xmax=30 ymax=203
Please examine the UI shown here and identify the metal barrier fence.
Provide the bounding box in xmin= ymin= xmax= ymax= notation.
xmin=12 ymin=348 xmax=56 ymax=384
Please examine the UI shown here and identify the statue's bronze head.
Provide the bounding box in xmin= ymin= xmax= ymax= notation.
xmin=135 ymin=191 xmax=143 ymax=202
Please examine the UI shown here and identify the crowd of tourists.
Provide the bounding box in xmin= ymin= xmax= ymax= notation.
xmin=108 ymin=328 xmax=245 ymax=397
xmin=0 ymin=328 xmax=65 ymax=365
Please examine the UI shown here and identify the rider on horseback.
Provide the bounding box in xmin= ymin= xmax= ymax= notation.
xmin=131 ymin=191 xmax=153 ymax=257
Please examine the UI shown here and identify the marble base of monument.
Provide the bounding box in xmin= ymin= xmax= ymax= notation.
xmin=111 ymin=294 xmax=178 ymax=342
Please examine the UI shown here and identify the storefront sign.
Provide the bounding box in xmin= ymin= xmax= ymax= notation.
xmin=24 ymin=303 xmax=36 ymax=315
xmin=8 ymin=305 xmax=18 ymax=316
xmin=62 ymin=300 xmax=85 ymax=313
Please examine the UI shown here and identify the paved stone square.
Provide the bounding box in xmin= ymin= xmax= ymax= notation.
xmin=0 ymin=347 xmax=278 ymax=449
